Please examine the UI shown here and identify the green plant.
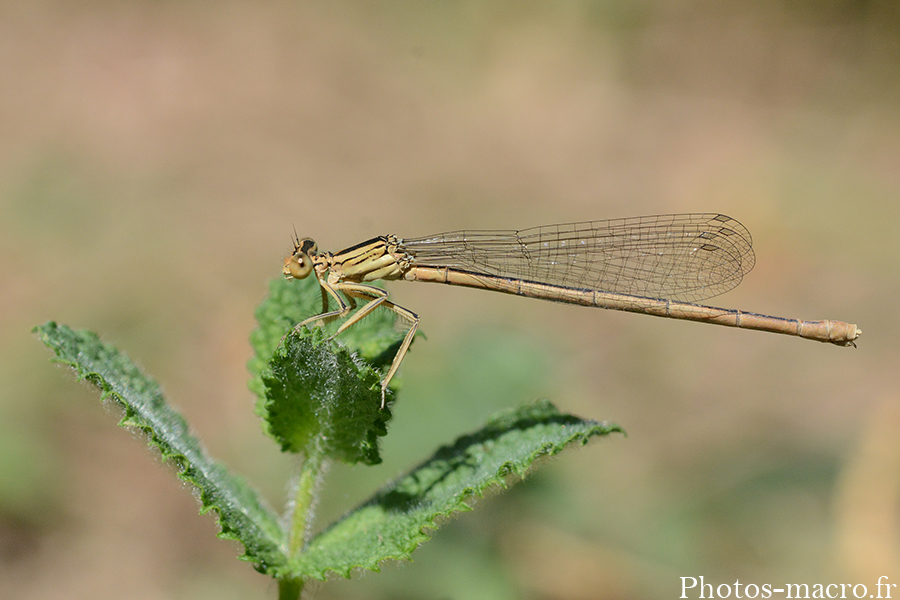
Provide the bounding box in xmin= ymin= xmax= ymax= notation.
xmin=33 ymin=276 xmax=622 ymax=599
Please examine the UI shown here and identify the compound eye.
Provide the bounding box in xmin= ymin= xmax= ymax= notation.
xmin=283 ymin=252 xmax=313 ymax=280
xmin=299 ymin=238 xmax=318 ymax=255
xmin=284 ymin=236 xmax=318 ymax=279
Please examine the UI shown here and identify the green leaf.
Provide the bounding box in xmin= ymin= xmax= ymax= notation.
xmin=35 ymin=295 xmax=623 ymax=588
xmin=293 ymin=399 xmax=624 ymax=579
xmin=33 ymin=322 xmax=290 ymax=577
xmin=262 ymin=327 xmax=391 ymax=465
xmin=248 ymin=276 xmax=405 ymax=420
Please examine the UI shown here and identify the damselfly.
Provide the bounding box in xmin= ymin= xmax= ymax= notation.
xmin=283 ymin=214 xmax=860 ymax=406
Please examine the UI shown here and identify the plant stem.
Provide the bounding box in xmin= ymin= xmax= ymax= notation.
xmin=278 ymin=577 xmax=303 ymax=600
xmin=288 ymin=452 xmax=324 ymax=559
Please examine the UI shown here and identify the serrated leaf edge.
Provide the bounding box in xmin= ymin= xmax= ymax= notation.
xmin=34 ymin=322 xmax=290 ymax=574
xmin=298 ymin=400 xmax=623 ymax=580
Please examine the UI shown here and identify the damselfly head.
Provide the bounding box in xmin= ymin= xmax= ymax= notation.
xmin=283 ymin=237 xmax=318 ymax=280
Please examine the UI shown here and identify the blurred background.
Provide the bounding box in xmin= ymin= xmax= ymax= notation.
xmin=1 ymin=1 xmax=897 ymax=598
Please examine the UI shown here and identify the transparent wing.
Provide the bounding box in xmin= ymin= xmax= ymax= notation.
xmin=399 ymin=213 xmax=755 ymax=303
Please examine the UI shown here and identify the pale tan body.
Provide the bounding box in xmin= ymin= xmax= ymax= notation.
xmin=284 ymin=229 xmax=859 ymax=407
